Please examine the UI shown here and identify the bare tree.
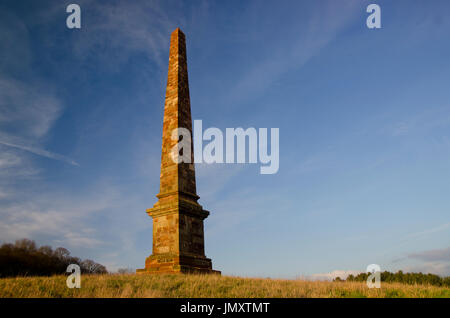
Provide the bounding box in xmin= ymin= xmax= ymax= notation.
xmin=54 ymin=247 xmax=70 ymax=260
xmin=81 ymin=259 xmax=107 ymax=274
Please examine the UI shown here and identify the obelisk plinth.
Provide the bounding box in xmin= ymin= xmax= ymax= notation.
xmin=137 ymin=28 xmax=219 ymax=274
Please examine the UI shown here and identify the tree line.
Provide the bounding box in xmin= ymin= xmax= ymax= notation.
xmin=0 ymin=239 xmax=107 ymax=277
xmin=334 ymin=270 xmax=450 ymax=287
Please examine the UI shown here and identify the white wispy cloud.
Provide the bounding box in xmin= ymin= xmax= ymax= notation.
xmin=0 ymin=14 xmax=70 ymax=185
xmin=390 ymin=246 xmax=450 ymax=276
xmin=0 ymin=189 xmax=9 ymax=199
xmin=0 ymin=24 xmax=67 ymax=180
xmin=0 ymin=140 xmax=79 ymax=166
xmin=401 ymin=222 xmax=450 ymax=242
xmin=0 ymin=186 xmax=116 ymax=248
xmin=402 ymin=262 xmax=450 ymax=277
xmin=0 ymin=75 xmax=70 ymax=195
xmin=408 ymin=247 xmax=450 ymax=262
xmin=307 ymin=269 xmax=362 ymax=281
xmin=196 ymin=164 xmax=245 ymax=200
xmin=380 ymin=105 xmax=450 ymax=138
xmin=0 ymin=77 xmax=62 ymax=139
xmin=225 ymin=0 xmax=360 ymax=105
xmin=63 ymin=0 xmax=176 ymax=70
xmin=0 ymin=179 xmax=154 ymax=271
xmin=0 ymin=9 xmax=32 ymax=74
xmin=0 ymin=149 xmax=39 ymax=188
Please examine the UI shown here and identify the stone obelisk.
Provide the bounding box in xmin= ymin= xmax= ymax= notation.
xmin=137 ymin=28 xmax=219 ymax=274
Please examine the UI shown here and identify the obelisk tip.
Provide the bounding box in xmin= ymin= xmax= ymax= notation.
xmin=171 ymin=27 xmax=184 ymax=36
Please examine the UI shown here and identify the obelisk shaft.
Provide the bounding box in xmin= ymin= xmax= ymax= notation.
xmin=159 ymin=28 xmax=196 ymax=198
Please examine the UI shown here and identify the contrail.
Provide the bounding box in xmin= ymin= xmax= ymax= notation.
xmin=0 ymin=140 xmax=80 ymax=166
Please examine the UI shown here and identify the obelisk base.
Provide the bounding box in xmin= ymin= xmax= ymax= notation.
xmin=137 ymin=193 xmax=220 ymax=275
xmin=137 ymin=253 xmax=220 ymax=274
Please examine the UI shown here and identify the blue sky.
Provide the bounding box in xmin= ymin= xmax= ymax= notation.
xmin=0 ymin=0 xmax=449 ymax=278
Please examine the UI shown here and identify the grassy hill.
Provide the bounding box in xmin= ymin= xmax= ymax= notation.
xmin=0 ymin=274 xmax=449 ymax=298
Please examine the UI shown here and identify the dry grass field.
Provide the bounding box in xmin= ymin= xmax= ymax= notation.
xmin=0 ymin=274 xmax=449 ymax=298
